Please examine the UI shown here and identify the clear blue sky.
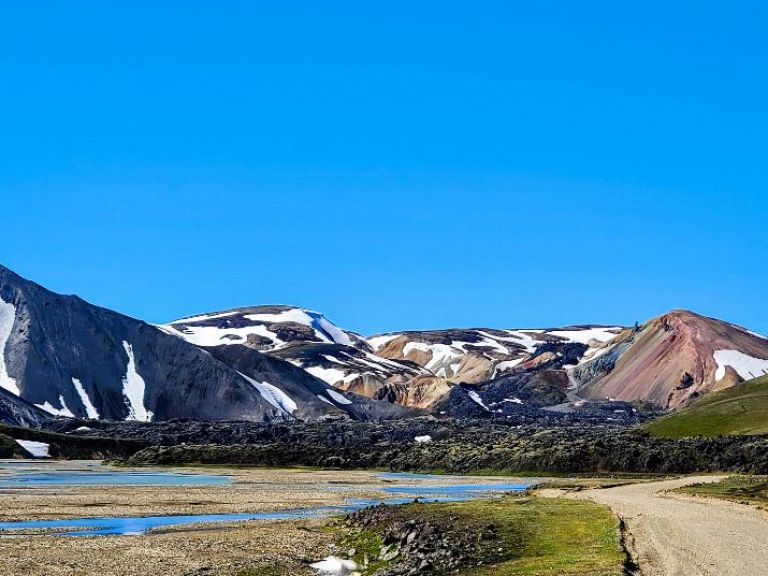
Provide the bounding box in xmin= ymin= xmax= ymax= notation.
xmin=1 ymin=1 xmax=766 ymax=334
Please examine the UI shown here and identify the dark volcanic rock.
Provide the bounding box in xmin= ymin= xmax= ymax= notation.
xmin=0 ymin=387 xmax=49 ymax=427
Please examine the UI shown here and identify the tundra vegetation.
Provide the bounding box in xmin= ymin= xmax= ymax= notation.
xmin=645 ymin=375 xmax=768 ymax=438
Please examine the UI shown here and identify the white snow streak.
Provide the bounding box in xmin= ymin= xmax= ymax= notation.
xmin=414 ymin=435 xmax=432 ymax=443
xmin=0 ymin=297 xmax=19 ymax=396
xmin=35 ymin=395 xmax=75 ymax=418
xmin=122 ymin=342 xmax=153 ymax=422
xmin=72 ymin=378 xmax=100 ymax=419
xmin=546 ymin=327 xmax=622 ymax=345
xmin=238 ymin=372 xmax=298 ymax=415
xmin=305 ymin=366 xmax=346 ymax=385
xmin=714 ymin=349 xmax=768 ymax=381
xmin=317 ymin=394 xmax=335 ymax=406
xmin=467 ymin=390 xmax=490 ymax=411
xmin=325 ymin=388 xmax=353 ymax=405
xmin=367 ymin=334 xmax=399 ymax=350
xmin=492 ymin=358 xmax=525 ymax=377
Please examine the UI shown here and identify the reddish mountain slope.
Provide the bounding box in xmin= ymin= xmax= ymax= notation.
xmin=576 ymin=310 xmax=768 ymax=409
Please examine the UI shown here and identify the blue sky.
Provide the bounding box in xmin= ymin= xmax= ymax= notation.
xmin=1 ymin=1 xmax=766 ymax=334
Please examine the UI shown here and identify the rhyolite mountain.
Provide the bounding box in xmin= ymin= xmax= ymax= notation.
xmin=165 ymin=305 xmax=768 ymax=415
xmin=3 ymin=263 xmax=768 ymax=425
xmin=0 ymin=265 xmax=409 ymax=423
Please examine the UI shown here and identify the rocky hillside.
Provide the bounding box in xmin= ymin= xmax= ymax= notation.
xmin=0 ymin=265 xmax=408 ymax=424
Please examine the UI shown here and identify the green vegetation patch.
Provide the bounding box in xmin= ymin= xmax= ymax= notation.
xmin=676 ymin=475 xmax=768 ymax=507
xmin=337 ymin=496 xmax=624 ymax=576
xmin=645 ymin=376 xmax=768 ymax=438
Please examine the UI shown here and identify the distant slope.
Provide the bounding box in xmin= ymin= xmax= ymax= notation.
xmin=645 ymin=376 xmax=768 ymax=437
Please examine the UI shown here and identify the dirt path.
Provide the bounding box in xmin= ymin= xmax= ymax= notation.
xmin=570 ymin=476 xmax=768 ymax=576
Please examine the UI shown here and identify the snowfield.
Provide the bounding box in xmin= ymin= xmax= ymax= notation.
xmin=714 ymin=349 xmax=768 ymax=381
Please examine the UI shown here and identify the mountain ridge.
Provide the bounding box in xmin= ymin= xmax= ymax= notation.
xmin=2 ymin=263 xmax=767 ymax=424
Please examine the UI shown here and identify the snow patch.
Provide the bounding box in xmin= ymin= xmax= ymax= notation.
xmin=306 ymin=366 xmax=347 ymax=386
xmin=546 ymin=327 xmax=622 ymax=345
xmin=122 ymin=342 xmax=153 ymax=422
xmin=172 ymin=310 xmax=240 ymax=323
xmin=238 ymin=372 xmax=298 ymax=415
xmin=714 ymin=349 xmax=768 ymax=381
xmin=245 ymin=309 xmax=353 ymax=345
xmin=72 ymin=378 xmax=100 ymax=419
xmin=317 ymin=394 xmax=335 ymax=406
xmin=15 ymin=440 xmax=50 ymax=458
xmin=403 ymin=342 xmax=464 ymax=376
xmin=367 ymin=334 xmax=400 ymax=351
xmin=35 ymin=395 xmax=75 ymax=418
xmin=0 ymin=296 xmax=19 ymax=396
xmin=311 ymin=556 xmax=358 ymax=575
xmin=467 ymin=390 xmax=490 ymax=411
xmin=502 ymin=397 xmax=524 ymax=405
xmin=492 ymin=358 xmax=524 ymax=377
xmin=326 ymin=388 xmax=353 ymax=405
xmin=163 ymin=322 xmax=283 ymax=349
xmin=414 ymin=435 xmax=432 ymax=443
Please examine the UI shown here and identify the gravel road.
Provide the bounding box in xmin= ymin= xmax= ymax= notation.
xmin=572 ymin=476 xmax=768 ymax=576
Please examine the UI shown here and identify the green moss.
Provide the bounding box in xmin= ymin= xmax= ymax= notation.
xmin=0 ymin=433 xmax=20 ymax=458
xmin=329 ymin=526 xmax=393 ymax=575
xmin=235 ymin=567 xmax=292 ymax=576
xmin=676 ymin=475 xmax=768 ymax=507
xmin=341 ymin=496 xmax=624 ymax=576
xmin=645 ymin=376 xmax=768 ymax=438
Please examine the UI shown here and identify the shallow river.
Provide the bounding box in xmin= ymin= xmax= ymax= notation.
xmin=0 ymin=461 xmax=531 ymax=537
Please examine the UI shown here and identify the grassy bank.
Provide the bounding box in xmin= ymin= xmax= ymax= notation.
xmin=676 ymin=475 xmax=768 ymax=508
xmin=332 ymin=496 xmax=625 ymax=576
xmin=646 ymin=376 xmax=768 ymax=438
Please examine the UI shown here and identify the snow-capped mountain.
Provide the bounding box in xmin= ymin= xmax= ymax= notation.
xmin=0 ymin=265 xmax=408 ymax=424
xmin=3 ymin=263 xmax=767 ymax=424
xmin=160 ymin=305 xmax=370 ymax=351
xmin=369 ymin=326 xmax=623 ymax=382
xmin=163 ymin=301 xmax=768 ymax=413
xmin=162 ymin=306 xmax=430 ymax=404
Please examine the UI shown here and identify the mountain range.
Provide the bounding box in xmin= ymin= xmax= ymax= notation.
xmin=1 ymin=263 xmax=767 ymax=426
